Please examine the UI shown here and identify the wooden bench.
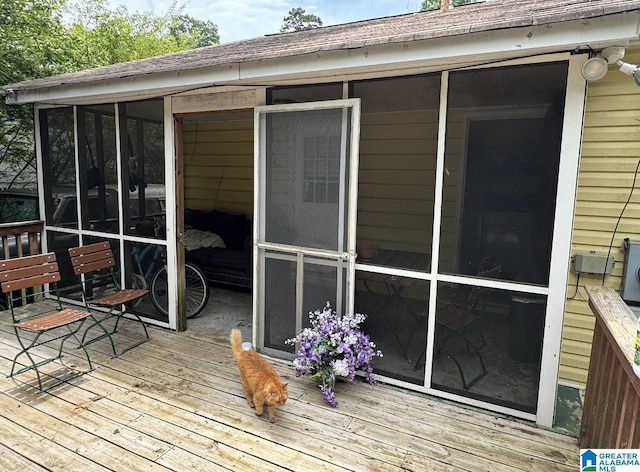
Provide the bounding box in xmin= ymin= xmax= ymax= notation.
xmin=68 ymin=241 xmax=150 ymax=357
xmin=0 ymin=252 xmax=93 ymax=392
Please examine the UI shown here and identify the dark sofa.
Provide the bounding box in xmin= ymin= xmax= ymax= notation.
xmin=184 ymin=208 xmax=252 ymax=290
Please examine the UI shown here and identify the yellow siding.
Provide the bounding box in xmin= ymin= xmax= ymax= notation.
xmin=357 ymin=110 xmax=438 ymax=253
xmin=182 ymin=120 xmax=254 ymax=215
xmin=440 ymin=111 xmax=464 ymax=272
xmin=561 ymin=46 xmax=640 ymax=387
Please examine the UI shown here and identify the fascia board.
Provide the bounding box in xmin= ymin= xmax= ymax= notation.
xmin=236 ymin=12 xmax=640 ymax=83
xmin=8 ymin=64 xmax=241 ymax=106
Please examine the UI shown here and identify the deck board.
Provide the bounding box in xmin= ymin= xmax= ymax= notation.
xmin=0 ymin=440 xmax=52 ymax=472
xmin=0 ymin=308 xmax=579 ymax=471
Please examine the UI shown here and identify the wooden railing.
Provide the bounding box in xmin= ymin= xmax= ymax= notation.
xmin=0 ymin=220 xmax=44 ymax=259
xmin=580 ymin=285 xmax=640 ymax=449
xmin=0 ymin=221 xmax=45 ymax=305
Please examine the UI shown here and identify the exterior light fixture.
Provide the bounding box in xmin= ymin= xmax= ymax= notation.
xmin=580 ymin=46 xmax=626 ymax=82
xmin=617 ymin=60 xmax=640 ymax=87
xmin=581 ymin=57 xmax=608 ymax=81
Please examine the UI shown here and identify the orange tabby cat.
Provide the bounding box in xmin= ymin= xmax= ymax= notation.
xmin=230 ymin=329 xmax=288 ymax=423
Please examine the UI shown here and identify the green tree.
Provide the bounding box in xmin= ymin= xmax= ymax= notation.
xmin=0 ymin=0 xmax=220 ymax=190
xmin=0 ymin=0 xmax=69 ymax=188
xmin=170 ymin=15 xmax=219 ymax=48
xmin=280 ymin=7 xmax=323 ymax=33
xmin=420 ymin=0 xmax=476 ymax=11
xmin=62 ymin=0 xmax=219 ymax=69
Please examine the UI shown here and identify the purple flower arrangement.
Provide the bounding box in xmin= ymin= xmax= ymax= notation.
xmin=285 ymin=302 xmax=383 ymax=407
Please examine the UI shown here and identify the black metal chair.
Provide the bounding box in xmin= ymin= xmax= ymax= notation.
xmin=432 ymin=264 xmax=502 ymax=391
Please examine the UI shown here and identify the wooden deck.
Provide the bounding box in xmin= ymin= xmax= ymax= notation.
xmin=0 ymin=308 xmax=579 ymax=472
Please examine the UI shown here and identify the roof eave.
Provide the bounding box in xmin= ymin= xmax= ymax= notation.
xmin=6 ymin=11 xmax=640 ymax=106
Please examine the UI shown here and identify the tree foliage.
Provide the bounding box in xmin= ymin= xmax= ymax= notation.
xmin=420 ymin=0 xmax=476 ymax=11
xmin=62 ymin=0 xmax=219 ymax=69
xmin=0 ymin=0 xmax=220 ymax=188
xmin=0 ymin=0 xmax=70 ymax=85
xmin=0 ymin=0 xmax=69 ymax=187
xmin=170 ymin=15 xmax=219 ymax=48
xmin=280 ymin=7 xmax=323 ymax=33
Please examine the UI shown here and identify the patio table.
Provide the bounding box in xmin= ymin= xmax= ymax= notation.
xmin=357 ymin=249 xmax=430 ymax=362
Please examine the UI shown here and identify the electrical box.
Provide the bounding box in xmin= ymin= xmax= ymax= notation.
xmin=572 ymin=252 xmax=615 ymax=275
xmin=621 ymin=241 xmax=640 ymax=303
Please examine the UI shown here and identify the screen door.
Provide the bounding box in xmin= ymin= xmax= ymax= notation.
xmin=254 ymin=99 xmax=361 ymax=354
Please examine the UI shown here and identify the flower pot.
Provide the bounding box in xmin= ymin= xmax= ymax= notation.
xmin=320 ymin=370 xmax=348 ymax=390
xmin=359 ymin=247 xmax=375 ymax=261
xmin=324 ymin=371 xmax=336 ymax=390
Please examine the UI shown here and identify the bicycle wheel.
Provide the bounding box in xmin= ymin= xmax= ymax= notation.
xmin=149 ymin=266 xmax=169 ymax=317
xmin=149 ymin=262 xmax=210 ymax=319
xmin=184 ymin=262 xmax=210 ymax=318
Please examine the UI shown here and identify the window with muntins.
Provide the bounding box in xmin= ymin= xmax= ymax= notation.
xmin=303 ymin=135 xmax=340 ymax=203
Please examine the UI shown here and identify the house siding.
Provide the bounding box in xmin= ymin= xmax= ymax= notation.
xmin=357 ymin=110 xmax=438 ymax=256
xmin=561 ymin=46 xmax=640 ymax=387
xmin=182 ymin=120 xmax=254 ymax=216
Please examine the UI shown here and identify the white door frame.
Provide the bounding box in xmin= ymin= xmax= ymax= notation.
xmin=252 ymin=98 xmax=361 ymax=352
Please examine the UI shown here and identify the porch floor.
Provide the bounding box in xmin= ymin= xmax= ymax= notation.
xmin=0 ymin=304 xmax=579 ymax=471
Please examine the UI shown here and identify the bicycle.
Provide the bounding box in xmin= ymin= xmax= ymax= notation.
xmin=131 ymin=218 xmax=209 ymax=319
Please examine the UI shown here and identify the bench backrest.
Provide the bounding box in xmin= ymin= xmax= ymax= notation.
xmin=0 ymin=252 xmax=61 ymax=293
xmin=68 ymin=242 xmax=122 ymax=304
xmin=0 ymin=252 xmax=64 ymax=320
xmin=68 ymin=242 xmax=116 ymax=276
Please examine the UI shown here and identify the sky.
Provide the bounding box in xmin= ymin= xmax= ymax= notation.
xmin=107 ymin=0 xmax=424 ymax=43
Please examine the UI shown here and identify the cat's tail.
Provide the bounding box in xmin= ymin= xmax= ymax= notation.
xmin=230 ymin=328 xmax=244 ymax=359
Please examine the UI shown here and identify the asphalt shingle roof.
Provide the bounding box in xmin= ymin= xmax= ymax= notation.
xmin=3 ymin=0 xmax=640 ymax=92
